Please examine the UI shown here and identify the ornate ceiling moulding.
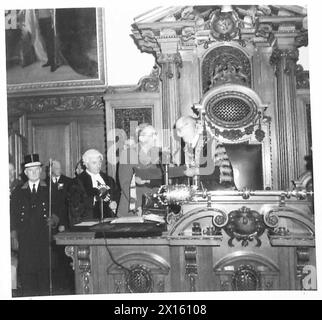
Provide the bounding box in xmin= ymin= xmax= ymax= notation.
xmin=7 ymin=94 xmax=105 ymax=116
xmin=131 ymin=5 xmax=307 ymax=54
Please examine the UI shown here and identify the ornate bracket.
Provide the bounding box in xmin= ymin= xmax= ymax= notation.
xmin=77 ymin=246 xmax=91 ymax=294
xmin=65 ymin=246 xmax=76 ymax=270
xmin=184 ymin=246 xmax=198 ymax=291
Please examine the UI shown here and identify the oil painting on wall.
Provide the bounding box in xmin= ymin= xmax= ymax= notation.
xmin=5 ymin=7 xmax=106 ymax=95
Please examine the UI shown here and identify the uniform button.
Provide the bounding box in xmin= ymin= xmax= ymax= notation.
xmin=21 ymin=212 xmax=24 ymax=216
xmin=42 ymin=203 xmax=45 ymax=205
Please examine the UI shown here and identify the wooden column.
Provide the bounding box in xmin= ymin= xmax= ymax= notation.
xmin=270 ymin=47 xmax=300 ymax=189
xmin=157 ymin=52 xmax=182 ymax=161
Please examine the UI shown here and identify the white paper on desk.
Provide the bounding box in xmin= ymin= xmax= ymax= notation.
xmin=110 ymin=216 xmax=145 ymax=224
xmin=73 ymin=218 xmax=112 ymax=226
xmin=143 ymin=214 xmax=165 ymax=223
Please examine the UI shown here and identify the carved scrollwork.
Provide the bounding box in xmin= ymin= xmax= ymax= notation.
xmin=263 ymin=210 xmax=280 ymax=228
xmin=77 ymin=246 xmax=91 ymax=294
xmin=202 ymin=46 xmax=251 ymax=93
xmin=7 ymin=94 xmax=105 ymax=116
xmin=224 ymin=206 xmax=267 ymax=247
xmin=212 ymin=209 xmax=229 ymax=228
xmin=65 ymin=246 xmax=76 ymax=270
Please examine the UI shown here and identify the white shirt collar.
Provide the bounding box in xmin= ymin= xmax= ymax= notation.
xmin=28 ymin=180 xmax=40 ymax=191
xmin=53 ymin=175 xmax=60 ymax=182
xmin=86 ymin=170 xmax=105 ymax=188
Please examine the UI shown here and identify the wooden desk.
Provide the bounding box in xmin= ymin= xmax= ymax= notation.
xmin=55 ymin=193 xmax=316 ymax=294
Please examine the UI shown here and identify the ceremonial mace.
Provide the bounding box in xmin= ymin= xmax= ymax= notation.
xmin=48 ymin=158 xmax=53 ymax=295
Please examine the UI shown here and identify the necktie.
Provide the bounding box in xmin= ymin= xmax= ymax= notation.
xmin=32 ymin=184 xmax=36 ymax=194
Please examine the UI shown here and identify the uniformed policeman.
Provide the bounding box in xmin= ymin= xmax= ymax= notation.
xmin=10 ymin=154 xmax=59 ymax=297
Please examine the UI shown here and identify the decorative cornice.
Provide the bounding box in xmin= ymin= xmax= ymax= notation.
xmin=105 ymin=66 xmax=160 ymax=94
xmin=7 ymin=94 xmax=105 ymax=116
xmin=131 ymin=6 xmax=306 ymax=54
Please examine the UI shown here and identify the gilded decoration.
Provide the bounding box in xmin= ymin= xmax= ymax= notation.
xmin=202 ymin=46 xmax=251 ymax=93
xmin=223 ymin=206 xmax=267 ymax=247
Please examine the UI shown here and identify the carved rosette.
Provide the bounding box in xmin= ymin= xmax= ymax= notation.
xmin=77 ymin=246 xmax=92 ymax=294
xmin=223 ymin=206 xmax=267 ymax=247
xmin=263 ymin=210 xmax=280 ymax=229
xmin=212 ymin=209 xmax=229 ymax=228
xmin=125 ymin=264 xmax=153 ymax=293
xmin=232 ymin=264 xmax=261 ymax=290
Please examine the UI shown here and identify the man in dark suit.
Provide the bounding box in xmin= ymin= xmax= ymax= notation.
xmin=47 ymin=160 xmax=72 ymax=231
xmin=10 ymin=154 xmax=59 ymax=297
xmin=68 ymin=149 xmax=119 ymax=225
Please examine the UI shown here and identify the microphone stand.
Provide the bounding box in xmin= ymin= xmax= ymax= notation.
xmin=48 ymin=158 xmax=53 ymax=295
xmin=100 ymin=198 xmax=104 ymax=222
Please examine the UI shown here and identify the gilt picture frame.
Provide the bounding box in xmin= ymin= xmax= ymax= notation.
xmin=5 ymin=7 xmax=106 ymax=96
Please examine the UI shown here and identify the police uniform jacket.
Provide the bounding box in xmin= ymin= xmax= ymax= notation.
xmin=10 ymin=181 xmax=51 ymax=273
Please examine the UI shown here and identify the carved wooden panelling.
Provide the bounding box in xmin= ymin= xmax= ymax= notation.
xmin=114 ymin=107 xmax=153 ymax=140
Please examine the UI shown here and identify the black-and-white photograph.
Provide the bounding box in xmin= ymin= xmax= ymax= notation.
xmin=1 ymin=1 xmax=320 ymax=300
